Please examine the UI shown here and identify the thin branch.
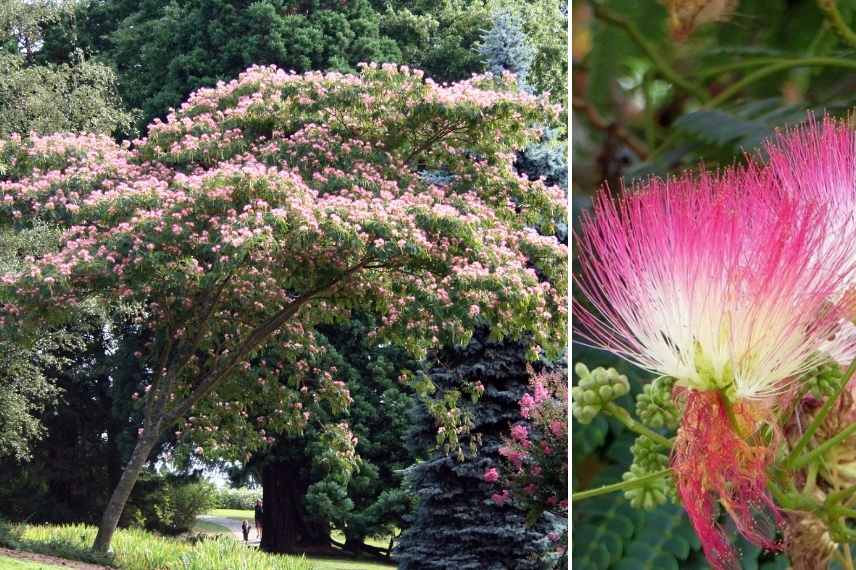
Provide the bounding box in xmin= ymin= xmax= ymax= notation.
xmin=818 ymin=0 xmax=856 ymax=49
xmin=603 ymin=402 xmax=674 ymax=448
xmin=591 ymin=3 xmax=710 ymax=102
xmin=572 ymin=96 xmax=649 ymax=159
xmin=161 ymin=258 xmax=373 ymax=426
xmin=786 ymin=354 xmax=856 ymax=467
xmin=572 ymin=468 xmax=672 ymax=502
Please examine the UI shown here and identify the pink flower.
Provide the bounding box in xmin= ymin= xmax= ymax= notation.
xmin=491 ymin=489 xmax=511 ymax=506
xmin=194 ymin=446 xmax=204 ymax=455
xmin=483 ymin=467 xmax=500 ymax=483
xmin=499 ymin=446 xmax=525 ymax=468
xmin=549 ymin=420 xmax=565 ymax=437
xmin=575 ymin=162 xmax=856 ymax=400
xmin=547 ymin=531 xmax=560 ymax=542
xmin=523 ymin=483 xmax=537 ymax=495
xmin=519 ymin=393 xmax=536 ymax=418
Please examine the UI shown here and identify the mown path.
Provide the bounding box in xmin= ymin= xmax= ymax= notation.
xmin=195 ymin=515 xmax=259 ymax=546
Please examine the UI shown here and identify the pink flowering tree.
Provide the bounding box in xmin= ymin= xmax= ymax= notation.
xmin=0 ymin=63 xmax=567 ymax=552
xmin=487 ymin=367 xmax=568 ymax=553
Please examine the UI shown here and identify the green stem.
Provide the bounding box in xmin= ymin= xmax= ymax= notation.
xmin=827 ymin=484 xmax=856 ymax=507
xmin=603 ymin=402 xmax=675 ymax=448
xmin=696 ymin=55 xmax=856 ymax=79
xmin=642 ymin=70 xmax=657 ymax=150
xmin=592 ymin=3 xmax=709 ymax=102
xmin=708 ymin=58 xmax=856 ymax=107
xmin=818 ymin=0 xmax=856 ymax=49
xmin=793 ymin=419 xmax=856 ymax=470
xmin=786 ymin=355 xmax=856 ymax=468
xmin=572 ymin=468 xmax=672 ymax=502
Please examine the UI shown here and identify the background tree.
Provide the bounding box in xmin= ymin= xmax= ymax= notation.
xmin=0 ymin=0 xmax=134 ymax=137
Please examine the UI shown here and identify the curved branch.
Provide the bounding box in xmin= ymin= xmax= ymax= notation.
xmin=818 ymin=0 xmax=856 ymax=49
xmin=591 ymin=3 xmax=710 ymax=102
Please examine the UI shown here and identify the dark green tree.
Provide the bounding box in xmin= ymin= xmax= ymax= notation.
xmin=47 ymin=0 xmax=402 ymax=129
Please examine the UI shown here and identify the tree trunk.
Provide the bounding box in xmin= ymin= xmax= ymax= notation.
xmin=259 ymin=460 xmax=331 ymax=554
xmin=92 ymin=433 xmax=159 ymax=552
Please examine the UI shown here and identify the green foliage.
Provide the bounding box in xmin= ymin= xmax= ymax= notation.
xmin=213 ymin=487 xmax=262 ymax=510
xmin=611 ymin=504 xmax=699 ymax=570
xmin=573 ymin=496 xmax=700 ymax=570
xmin=0 ymin=53 xmax=136 ymax=137
xmin=0 ymin=1 xmax=133 ymax=137
xmin=124 ymin=475 xmax=217 ymax=535
xmin=56 ymin=0 xmax=405 ymax=128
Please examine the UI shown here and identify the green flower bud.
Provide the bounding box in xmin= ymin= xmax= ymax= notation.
xmin=803 ymin=358 xmax=845 ymax=399
xmin=622 ymin=462 xmax=673 ymax=510
xmin=631 ymin=435 xmax=669 ymax=473
xmin=572 ymin=362 xmax=631 ymax=424
xmin=636 ymin=376 xmax=680 ymax=430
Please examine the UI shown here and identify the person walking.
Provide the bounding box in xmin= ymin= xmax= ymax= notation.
xmin=241 ymin=520 xmax=250 ymax=543
xmin=254 ymin=499 xmax=263 ymax=539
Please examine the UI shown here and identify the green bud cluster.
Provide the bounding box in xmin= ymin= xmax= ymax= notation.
xmin=636 ymin=376 xmax=680 ymax=430
xmin=804 ymin=359 xmax=845 ymax=398
xmin=572 ymin=362 xmax=630 ymax=424
xmin=631 ymin=435 xmax=669 ymax=472
xmin=623 ymin=463 xmax=672 ymax=510
xmin=623 ymin=435 xmax=676 ymax=510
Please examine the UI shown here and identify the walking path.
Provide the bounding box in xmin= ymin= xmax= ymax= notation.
xmin=196 ymin=515 xmax=260 ymax=547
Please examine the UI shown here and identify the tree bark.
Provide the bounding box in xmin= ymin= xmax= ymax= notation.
xmin=260 ymin=460 xmax=331 ymax=554
xmin=92 ymin=433 xmax=159 ymax=552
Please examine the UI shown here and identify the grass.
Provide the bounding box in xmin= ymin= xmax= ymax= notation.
xmin=0 ymin=556 xmax=67 ymax=569
xmin=206 ymin=509 xmax=253 ymax=522
xmin=1 ymin=522 xmax=311 ymax=570
xmin=310 ymin=558 xmax=394 ymax=570
xmin=192 ymin=521 xmax=232 ymax=535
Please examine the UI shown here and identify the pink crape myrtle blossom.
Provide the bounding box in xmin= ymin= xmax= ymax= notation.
xmin=491 ymin=367 xmax=567 ymax=518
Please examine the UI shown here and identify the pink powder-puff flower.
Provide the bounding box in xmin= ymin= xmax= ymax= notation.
xmin=574 ymin=132 xmax=856 ymax=570
xmin=575 ymin=166 xmax=856 ymax=401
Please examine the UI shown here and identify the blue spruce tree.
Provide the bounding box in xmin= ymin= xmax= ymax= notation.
xmin=479 ymin=8 xmax=567 ymax=191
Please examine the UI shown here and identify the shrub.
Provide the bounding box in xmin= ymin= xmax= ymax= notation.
xmin=214 ymin=487 xmax=262 ymax=510
xmin=123 ymin=474 xmax=216 ymax=535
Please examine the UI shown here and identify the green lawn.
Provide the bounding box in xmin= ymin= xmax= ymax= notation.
xmin=0 ymin=556 xmax=66 ymax=569
xmin=311 ymin=558 xmax=395 ymax=570
xmin=206 ymin=508 xmax=253 ymax=521
xmin=192 ymin=520 xmax=232 ymax=535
